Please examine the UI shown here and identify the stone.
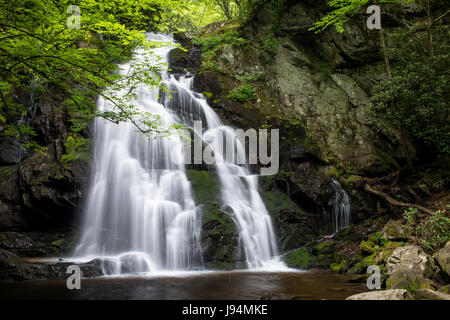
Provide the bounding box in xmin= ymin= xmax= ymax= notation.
xmin=386 ymin=270 xmax=435 ymax=290
xmin=386 ymin=246 xmax=434 ymax=277
xmin=346 ymin=289 xmax=412 ymax=300
xmin=411 ymin=289 xmax=450 ymax=300
xmin=381 ymin=220 xmax=408 ymax=241
xmin=434 ymin=241 xmax=450 ymax=280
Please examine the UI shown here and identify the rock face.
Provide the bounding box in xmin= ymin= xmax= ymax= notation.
xmin=0 ymin=86 xmax=91 ymax=270
xmin=192 ymin=1 xmax=406 ymax=178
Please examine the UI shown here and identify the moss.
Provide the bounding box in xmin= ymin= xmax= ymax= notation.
xmin=226 ymin=84 xmax=257 ymax=103
xmin=0 ymin=165 xmax=16 ymax=178
xmin=330 ymin=260 xmax=347 ymax=273
xmin=262 ymin=190 xmax=303 ymax=218
xmin=186 ymin=170 xmax=221 ymax=204
xmin=438 ymin=284 xmax=450 ymax=294
xmin=387 ymin=271 xmax=435 ymax=290
xmin=202 ymin=92 xmax=213 ymax=99
xmin=325 ymin=166 xmax=341 ymax=179
xmin=51 ymin=239 xmax=64 ymax=247
xmin=360 ymin=240 xmax=377 ymax=254
xmin=349 ymin=262 xmax=363 ymax=274
xmin=361 ymin=253 xmax=377 ymax=268
xmin=283 ymin=248 xmax=315 ymax=269
xmin=210 ymin=261 xmax=233 ymax=270
xmin=383 ymin=241 xmax=402 ymax=250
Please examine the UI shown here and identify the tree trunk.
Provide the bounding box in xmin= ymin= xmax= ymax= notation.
xmin=378 ymin=10 xmax=414 ymax=170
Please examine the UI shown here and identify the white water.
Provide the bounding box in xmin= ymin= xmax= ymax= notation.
xmin=329 ymin=179 xmax=352 ymax=235
xmin=74 ymin=33 xmax=285 ymax=273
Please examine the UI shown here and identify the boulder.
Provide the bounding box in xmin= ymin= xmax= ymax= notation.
xmin=346 ymin=289 xmax=412 ymax=300
xmin=387 ymin=246 xmax=434 ymax=278
xmin=434 ymin=241 xmax=450 ymax=280
xmin=381 ymin=220 xmax=408 ymax=241
xmin=411 ymin=289 xmax=450 ymax=300
xmin=386 ymin=270 xmax=435 ymax=290
xmin=386 ymin=245 xmax=437 ymax=290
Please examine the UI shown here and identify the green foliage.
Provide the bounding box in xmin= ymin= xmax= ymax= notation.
xmin=417 ymin=209 xmax=450 ymax=252
xmin=226 ymin=84 xmax=257 ymax=103
xmin=61 ymin=135 xmax=91 ymax=164
xmin=0 ymin=0 xmax=182 ymax=153
xmin=371 ymin=26 xmax=450 ymax=154
xmin=404 ymin=207 xmax=450 ymax=252
xmin=259 ymin=34 xmax=278 ymax=60
xmin=310 ymin=0 xmax=413 ymax=33
xmin=193 ymin=30 xmax=247 ymax=52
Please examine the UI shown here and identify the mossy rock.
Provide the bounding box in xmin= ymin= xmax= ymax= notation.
xmin=282 ymin=248 xmax=315 ymax=269
xmin=360 ymin=240 xmax=377 ymax=254
xmin=386 ymin=271 xmax=435 ymax=291
xmin=330 ymin=260 xmax=347 ymax=273
xmin=438 ymin=284 xmax=450 ymax=294
xmin=186 ymin=170 xmax=221 ymax=204
xmin=381 ymin=220 xmax=408 ymax=241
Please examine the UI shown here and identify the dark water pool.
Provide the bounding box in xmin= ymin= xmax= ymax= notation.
xmin=0 ymin=271 xmax=367 ymax=300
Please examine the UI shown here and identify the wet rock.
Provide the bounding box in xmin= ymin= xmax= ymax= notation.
xmin=18 ymin=142 xmax=88 ymax=222
xmin=0 ymin=249 xmax=103 ymax=282
xmin=0 ymin=136 xmax=27 ymax=165
xmin=186 ymin=170 xmax=241 ymax=269
xmin=346 ymin=289 xmax=412 ymax=300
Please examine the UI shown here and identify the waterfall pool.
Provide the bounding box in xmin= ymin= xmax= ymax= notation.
xmin=0 ymin=271 xmax=366 ymax=300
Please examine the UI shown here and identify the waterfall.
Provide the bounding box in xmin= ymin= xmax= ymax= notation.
xmin=74 ymin=34 xmax=203 ymax=274
xmin=329 ymin=179 xmax=352 ymax=235
xmin=74 ymin=33 xmax=284 ymax=273
xmin=164 ymin=76 xmax=282 ymax=269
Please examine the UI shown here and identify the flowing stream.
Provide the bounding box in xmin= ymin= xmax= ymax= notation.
xmin=74 ymin=33 xmax=284 ymax=274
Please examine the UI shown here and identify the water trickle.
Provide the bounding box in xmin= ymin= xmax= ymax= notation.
xmin=74 ymin=33 xmax=285 ymax=273
xmin=329 ymin=179 xmax=352 ymax=235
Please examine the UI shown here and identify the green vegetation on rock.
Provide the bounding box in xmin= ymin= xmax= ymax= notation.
xmin=226 ymin=85 xmax=257 ymax=103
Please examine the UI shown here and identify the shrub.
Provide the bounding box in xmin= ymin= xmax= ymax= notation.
xmin=226 ymin=84 xmax=257 ymax=103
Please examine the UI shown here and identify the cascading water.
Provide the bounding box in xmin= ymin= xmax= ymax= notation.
xmin=329 ymin=179 xmax=352 ymax=235
xmin=74 ymin=34 xmax=203 ymax=274
xmin=164 ymin=76 xmax=283 ymax=269
xmin=74 ymin=33 xmax=284 ymax=273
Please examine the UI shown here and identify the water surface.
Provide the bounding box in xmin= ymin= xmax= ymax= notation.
xmin=0 ymin=271 xmax=366 ymax=300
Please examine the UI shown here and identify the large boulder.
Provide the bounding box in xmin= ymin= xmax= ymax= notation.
xmin=387 ymin=246 xmax=435 ymax=277
xmin=386 ymin=246 xmax=436 ymax=290
xmin=434 ymin=241 xmax=450 ymax=280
